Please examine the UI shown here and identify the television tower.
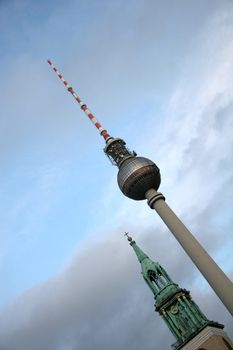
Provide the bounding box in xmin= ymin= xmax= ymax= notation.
xmin=47 ymin=60 xmax=233 ymax=317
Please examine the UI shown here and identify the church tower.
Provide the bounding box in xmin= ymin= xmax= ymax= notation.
xmin=125 ymin=233 xmax=233 ymax=350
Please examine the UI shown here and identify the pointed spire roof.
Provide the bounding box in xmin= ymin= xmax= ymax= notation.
xmin=124 ymin=232 xmax=174 ymax=297
xmin=124 ymin=232 xmax=148 ymax=263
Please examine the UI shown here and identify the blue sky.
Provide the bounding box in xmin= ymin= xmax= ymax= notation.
xmin=0 ymin=1 xmax=233 ymax=349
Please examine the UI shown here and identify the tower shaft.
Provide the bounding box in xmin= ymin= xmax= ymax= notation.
xmin=146 ymin=189 xmax=233 ymax=317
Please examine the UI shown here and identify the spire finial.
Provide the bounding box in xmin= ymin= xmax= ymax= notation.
xmin=124 ymin=232 xmax=133 ymax=242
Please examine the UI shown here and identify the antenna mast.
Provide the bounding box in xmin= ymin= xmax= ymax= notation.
xmin=47 ymin=59 xmax=141 ymax=170
xmin=47 ymin=60 xmax=110 ymax=141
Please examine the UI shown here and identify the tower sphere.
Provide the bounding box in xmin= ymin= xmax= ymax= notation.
xmin=117 ymin=157 xmax=161 ymax=200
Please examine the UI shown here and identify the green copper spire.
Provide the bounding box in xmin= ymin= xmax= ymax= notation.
xmin=125 ymin=233 xmax=224 ymax=350
xmin=125 ymin=232 xmax=149 ymax=263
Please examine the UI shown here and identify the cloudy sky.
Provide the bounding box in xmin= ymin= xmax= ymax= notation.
xmin=0 ymin=0 xmax=233 ymax=349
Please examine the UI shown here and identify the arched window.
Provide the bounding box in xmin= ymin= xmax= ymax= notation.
xmin=148 ymin=270 xmax=159 ymax=290
xmin=222 ymin=337 xmax=233 ymax=350
xmin=148 ymin=270 xmax=167 ymax=289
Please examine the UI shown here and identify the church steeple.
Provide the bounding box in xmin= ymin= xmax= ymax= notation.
xmin=125 ymin=233 xmax=225 ymax=350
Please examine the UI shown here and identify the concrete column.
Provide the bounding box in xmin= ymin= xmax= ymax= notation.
xmin=145 ymin=188 xmax=233 ymax=317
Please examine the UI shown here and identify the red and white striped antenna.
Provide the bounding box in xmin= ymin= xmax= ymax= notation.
xmin=47 ymin=59 xmax=111 ymax=141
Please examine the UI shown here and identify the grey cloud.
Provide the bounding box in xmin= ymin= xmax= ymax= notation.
xmin=0 ymin=220 xmax=232 ymax=350
xmin=0 ymin=234 xmax=173 ymax=349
